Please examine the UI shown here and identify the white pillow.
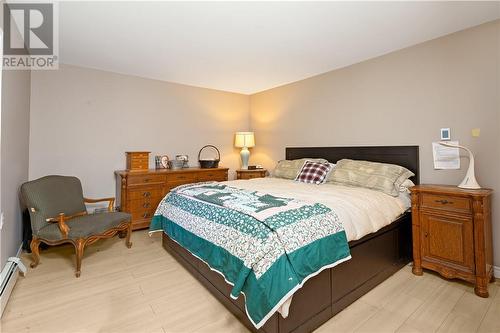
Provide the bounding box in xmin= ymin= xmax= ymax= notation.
xmin=399 ymin=179 xmax=415 ymax=193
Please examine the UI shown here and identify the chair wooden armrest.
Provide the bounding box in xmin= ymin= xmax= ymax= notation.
xmin=84 ymin=197 xmax=115 ymax=212
xmin=45 ymin=211 xmax=87 ymax=238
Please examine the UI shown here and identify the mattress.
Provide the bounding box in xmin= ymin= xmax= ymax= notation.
xmin=223 ymin=177 xmax=411 ymax=242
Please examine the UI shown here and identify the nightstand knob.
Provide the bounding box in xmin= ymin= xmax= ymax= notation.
xmin=424 ymin=232 xmax=429 ymax=237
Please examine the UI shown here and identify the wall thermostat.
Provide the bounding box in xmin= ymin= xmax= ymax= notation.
xmin=440 ymin=128 xmax=451 ymax=141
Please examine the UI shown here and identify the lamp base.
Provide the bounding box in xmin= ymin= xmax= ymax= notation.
xmin=458 ymin=175 xmax=481 ymax=189
xmin=240 ymin=147 xmax=250 ymax=169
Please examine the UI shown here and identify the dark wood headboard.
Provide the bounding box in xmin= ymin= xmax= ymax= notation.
xmin=285 ymin=146 xmax=420 ymax=185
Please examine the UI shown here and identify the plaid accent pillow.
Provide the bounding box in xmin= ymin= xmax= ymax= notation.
xmin=295 ymin=161 xmax=332 ymax=185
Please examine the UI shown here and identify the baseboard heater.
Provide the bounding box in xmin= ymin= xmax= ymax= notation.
xmin=0 ymin=257 xmax=26 ymax=318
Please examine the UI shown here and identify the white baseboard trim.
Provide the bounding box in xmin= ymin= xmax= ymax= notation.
xmin=16 ymin=243 xmax=23 ymax=258
xmin=494 ymin=266 xmax=500 ymax=279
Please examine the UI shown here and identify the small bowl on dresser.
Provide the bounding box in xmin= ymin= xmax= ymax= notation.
xmin=169 ymin=160 xmax=185 ymax=170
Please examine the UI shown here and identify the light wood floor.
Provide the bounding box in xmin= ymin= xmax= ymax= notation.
xmin=2 ymin=230 xmax=499 ymax=333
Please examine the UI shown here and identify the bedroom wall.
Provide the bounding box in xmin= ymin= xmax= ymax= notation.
xmin=29 ymin=64 xmax=249 ymax=199
xmin=250 ymin=20 xmax=500 ymax=266
xmin=0 ymin=19 xmax=31 ymax=266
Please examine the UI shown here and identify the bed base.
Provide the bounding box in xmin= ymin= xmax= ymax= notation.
xmin=161 ymin=212 xmax=412 ymax=333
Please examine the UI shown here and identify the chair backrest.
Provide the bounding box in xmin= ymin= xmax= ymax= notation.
xmin=20 ymin=175 xmax=87 ymax=234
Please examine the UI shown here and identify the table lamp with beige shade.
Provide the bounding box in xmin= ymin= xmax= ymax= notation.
xmin=234 ymin=132 xmax=255 ymax=169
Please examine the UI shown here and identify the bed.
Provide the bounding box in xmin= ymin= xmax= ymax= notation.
xmin=154 ymin=146 xmax=419 ymax=333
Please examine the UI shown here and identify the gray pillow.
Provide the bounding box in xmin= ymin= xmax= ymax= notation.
xmin=328 ymin=159 xmax=414 ymax=196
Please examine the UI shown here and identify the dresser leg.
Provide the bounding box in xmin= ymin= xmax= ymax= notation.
xmin=491 ymin=275 xmax=496 ymax=283
xmin=474 ymin=277 xmax=489 ymax=298
xmin=412 ymin=264 xmax=423 ymax=276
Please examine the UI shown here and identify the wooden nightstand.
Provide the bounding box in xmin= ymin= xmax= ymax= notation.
xmin=236 ymin=169 xmax=267 ymax=180
xmin=410 ymin=184 xmax=494 ymax=297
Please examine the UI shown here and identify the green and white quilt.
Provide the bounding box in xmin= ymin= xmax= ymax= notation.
xmin=149 ymin=182 xmax=351 ymax=328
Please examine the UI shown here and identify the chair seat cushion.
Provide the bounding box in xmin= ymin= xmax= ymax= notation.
xmin=39 ymin=212 xmax=131 ymax=241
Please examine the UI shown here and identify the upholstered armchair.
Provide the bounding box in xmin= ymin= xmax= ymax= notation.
xmin=21 ymin=175 xmax=132 ymax=277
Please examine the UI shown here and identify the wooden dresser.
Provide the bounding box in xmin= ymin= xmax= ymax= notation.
xmin=115 ymin=168 xmax=229 ymax=230
xmin=410 ymin=184 xmax=494 ymax=297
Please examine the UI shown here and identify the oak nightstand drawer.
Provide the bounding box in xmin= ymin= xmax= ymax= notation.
xmin=244 ymin=173 xmax=261 ymax=179
xmin=421 ymin=193 xmax=471 ymax=214
xmin=236 ymin=169 xmax=267 ymax=180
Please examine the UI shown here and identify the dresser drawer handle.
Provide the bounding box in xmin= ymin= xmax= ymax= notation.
xmin=143 ymin=192 xmax=151 ymax=197
xmin=424 ymin=232 xmax=429 ymax=237
xmin=435 ymin=199 xmax=453 ymax=205
xmin=143 ymin=203 xmax=150 ymax=208
xmin=144 ymin=178 xmax=151 ymax=182
xmin=143 ymin=212 xmax=150 ymax=218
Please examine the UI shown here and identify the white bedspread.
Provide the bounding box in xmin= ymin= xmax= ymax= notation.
xmin=224 ymin=177 xmax=411 ymax=242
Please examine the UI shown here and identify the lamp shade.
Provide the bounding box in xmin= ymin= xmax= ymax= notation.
xmin=234 ymin=132 xmax=255 ymax=148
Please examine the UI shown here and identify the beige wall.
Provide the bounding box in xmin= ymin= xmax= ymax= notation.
xmin=29 ymin=65 xmax=249 ymax=199
xmin=0 ymin=12 xmax=31 ymax=266
xmin=250 ymin=21 xmax=500 ymax=266
xmin=28 ymin=21 xmax=500 ymax=267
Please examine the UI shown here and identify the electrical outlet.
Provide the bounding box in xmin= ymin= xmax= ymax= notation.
xmin=0 ymin=212 xmax=4 ymax=230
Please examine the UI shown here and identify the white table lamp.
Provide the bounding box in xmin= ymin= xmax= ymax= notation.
xmin=235 ymin=132 xmax=255 ymax=169
xmin=439 ymin=142 xmax=481 ymax=189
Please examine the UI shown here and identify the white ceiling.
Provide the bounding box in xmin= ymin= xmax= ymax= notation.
xmin=58 ymin=1 xmax=500 ymax=94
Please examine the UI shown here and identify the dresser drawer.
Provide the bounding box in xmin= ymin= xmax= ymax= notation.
xmin=197 ymin=170 xmax=228 ymax=182
xmin=166 ymin=181 xmax=193 ymax=191
xmin=128 ymin=174 xmax=165 ymax=186
xmin=128 ymin=187 xmax=163 ymax=200
xmin=131 ymin=208 xmax=156 ymax=221
xmin=421 ymin=193 xmax=471 ymax=214
xmin=128 ymin=197 xmax=162 ymax=211
xmin=166 ymin=173 xmax=196 ymax=184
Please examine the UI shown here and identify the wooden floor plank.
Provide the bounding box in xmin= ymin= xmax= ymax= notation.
xmin=400 ymin=281 xmax=467 ymax=332
xmin=477 ymin=280 xmax=500 ymax=333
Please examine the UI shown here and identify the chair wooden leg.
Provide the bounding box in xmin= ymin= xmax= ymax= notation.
xmin=30 ymin=238 xmax=41 ymax=268
xmin=125 ymin=222 xmax=132 ymax=248
xmin=74 ymin=239 xmax=85 ymax=278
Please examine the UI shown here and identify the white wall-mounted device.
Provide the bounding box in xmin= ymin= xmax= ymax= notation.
xmin=440 ymin=128 xmax=451 ymax=141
